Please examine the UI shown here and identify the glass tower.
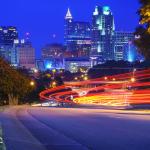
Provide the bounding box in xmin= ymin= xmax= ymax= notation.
xmin=91 ymin=6 xmax=115 ymax=62
xmin=64 ymin=8 xmax=91 ymax=57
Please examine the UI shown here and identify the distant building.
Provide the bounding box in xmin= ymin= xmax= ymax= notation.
xmin=114 ymin=31 xmax=134 ymax=61
xmin=64 ymin=57 xmax=91 ymax=73
xmin=18 ymin=40 xmax=35 ymax=69
xmin=36 ymin=58 xmax=64 ymax=71
xmin=64 ymin=8 xmax=91 ymax=57
xmin=0 ymin=26 xmax=19 ymax=66
xmin=64 ymin=50 xmax=78 ymax=58
xmin=91 ymin=6 xmax=115 ymax=62
xmin=0 ymin=26 xmax=18 ymax=46
xmin=10 ymin=41 xmax=19 ymax=66
xmin=36 ymin=59 xmax=45 ymax=71
xmin=42 ymin=43 xmax=65 ymax=59
xmin=41 ymin=43 xmax=65 ymax=69
xmin=124 ymin=42 xmax=140 ymax=62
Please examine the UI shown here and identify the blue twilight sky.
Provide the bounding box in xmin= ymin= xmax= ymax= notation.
xmin=1 ymin=0 xmax=140 ymax=58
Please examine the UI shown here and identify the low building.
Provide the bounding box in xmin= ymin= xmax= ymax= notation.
xmin=36 ymin=58 xmax=64 ymax=71
xmin=41 ymin=43 xmax=65 ymax=59
xmin=64 ymin=57 xmax=91 ymax=73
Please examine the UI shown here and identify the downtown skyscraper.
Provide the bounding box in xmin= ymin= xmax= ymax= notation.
xmin=64 ymin=8 xmax=91 ymax=57
xmin=63 ymin=6 xmax=137 ymax=69
xmin=91 ymin=6 xmax=115 ymax=62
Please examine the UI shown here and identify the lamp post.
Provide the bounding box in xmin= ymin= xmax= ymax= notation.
xmin=131 ymin=77 xmax=136 ymax=83
xmin=84 ymin=76 xmax=88 ymax=81
xmin=30 ymin=81 xmax=35 ymax=86
xmin=52 ymin=81 xmax=57 ymax=88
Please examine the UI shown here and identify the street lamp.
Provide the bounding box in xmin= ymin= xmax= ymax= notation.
xmin=104 ymin=76 xmax=108 ymax=80
xmin=112 ymin=78 xmax=116 ymax=81
xmin=81 ymin=74 xmax=84 ymax=78
xmin=52 ymin=81 xmax=57 ymax=87
xmin=30 ymin=81 xmax=35 ymax=86
xmin=33 ymin=68 xmax=38 ymax=73
xmin=131 ymin=77 xmax=136 ymax=83
xmin=74 ymin=77 xmax=78 ymax=81
xmin=52 ymin=69 xmax=56 ymax=73
xmin=84 ymin=76 xmax=88 ymax=81
xmin=46 ymin=74 xmax=51 ymax=78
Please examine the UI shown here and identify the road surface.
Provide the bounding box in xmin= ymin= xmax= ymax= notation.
xmin=0 ymin=106 xmax=150 ymax=150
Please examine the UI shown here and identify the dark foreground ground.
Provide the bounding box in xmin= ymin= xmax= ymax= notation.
xmin=0 ymin=106 xmax=150 ymax=150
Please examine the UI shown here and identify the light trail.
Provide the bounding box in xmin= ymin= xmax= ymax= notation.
xmin=39 ymin=69 xmax=150 ymax=107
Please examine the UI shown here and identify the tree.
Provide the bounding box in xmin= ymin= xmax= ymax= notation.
xmin=139 ymin=0 xmax=150 ymax=32
xmin=134 ymin=0 xmax=150 ymax=59
xmin=0 ymin=58 xmax=34 ymax=105
xmin=54 ymin=76 xmax=64 ymax=86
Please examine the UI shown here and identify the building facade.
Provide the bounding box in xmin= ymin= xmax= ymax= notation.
xmin=0 ymin=26 xmax=18 ymax=46
xmin=42 ymin=43 xmax=65 ymax=59
xmin=64 ymin=57 xmax=91 ymax=73
xmin=114 ymin=31 xmax=134 ymax=61
xmin=91 ymin=6 xmax=115 ymax=62
xmin=0 ymin=26 xmax=19 ymax=66
xmin=41 ymin=43 xmax=65 ymax=69
xmin=18 ymin=40 xmax=35 ymax=69
xmin=64 ymin=8 xmax=91 ymax=57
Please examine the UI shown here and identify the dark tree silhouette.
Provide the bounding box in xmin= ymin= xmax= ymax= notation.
xmin=0 ymin=58 xmax=34 ymax=105
xmin=134 ymin=0 xmax=150 ymax=59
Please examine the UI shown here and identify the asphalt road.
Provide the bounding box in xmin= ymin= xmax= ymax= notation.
xmin=0 ymin=106 xmax=150 ymax=150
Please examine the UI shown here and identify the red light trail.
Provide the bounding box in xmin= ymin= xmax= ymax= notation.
xmin=39 ymin=69 xmax=150 ymax=107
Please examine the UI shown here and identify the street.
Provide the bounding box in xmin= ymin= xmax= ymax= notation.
xmin=0 ymin=106 xmax=150 ymax=150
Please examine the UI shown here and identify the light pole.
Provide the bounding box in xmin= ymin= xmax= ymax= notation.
xmin=52 ymin=81 xmax=57 ymax=88
xmin=30 ymin=81 xmax=35 ymax=87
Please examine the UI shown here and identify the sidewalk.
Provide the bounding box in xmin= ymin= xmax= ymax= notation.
xmin=0 ymin=107 xmax=47 ymax=150
xmin=0 ymin=124 xmax=6 ymax=150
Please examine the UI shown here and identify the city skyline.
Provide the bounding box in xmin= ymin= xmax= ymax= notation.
xmin=0 ymin=0 xmax=139 ymax=57
xmin=1 ymin=2 xmax=150 ymax=150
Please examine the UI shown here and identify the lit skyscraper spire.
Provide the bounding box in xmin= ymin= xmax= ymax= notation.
xmin=65 ymin=8 xmax=72 ymax=19
xmin=93 ymin=6 xmax=99 ymax=16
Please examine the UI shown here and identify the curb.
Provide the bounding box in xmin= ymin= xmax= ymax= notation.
xmin=0 ymin=125 xmax=6 ymax=150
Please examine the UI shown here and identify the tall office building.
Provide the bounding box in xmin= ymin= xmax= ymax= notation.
xmin=18 ymin=39 xmax=35 ymax=69
xmin=0 ymin=26 xmax=19 ymax=66
xmin=91 ymin=6 xmax=115 ymax=62
xmin=64 ymin=8 xmax=73 ymax=46
xmin=0 ymin=26 xmax=18 ymax=46
xmin=64 ymin=8 xmax=91 ymax=57
xmin=114 ymin=31 xmax=134 ymax=61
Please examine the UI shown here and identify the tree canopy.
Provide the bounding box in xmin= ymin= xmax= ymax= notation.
xmin=134 ymin=0 xmax=150 ymax=59
xmin=0 ymin=58 xmax=34 ymax=105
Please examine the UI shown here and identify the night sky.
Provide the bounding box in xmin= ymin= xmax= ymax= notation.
xmin=1 ymin=0 xmax=140 ymax=58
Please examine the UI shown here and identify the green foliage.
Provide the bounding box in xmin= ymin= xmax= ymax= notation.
xmin=0 ymin=58 xmax=33 ymax=105
xmin=139 ymin=0 xmax=150 ymax=28
xmin=134 ymin=0 xmax=150 ymax=59
xmin=134 ymin=26 xmax=150 ymax=59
